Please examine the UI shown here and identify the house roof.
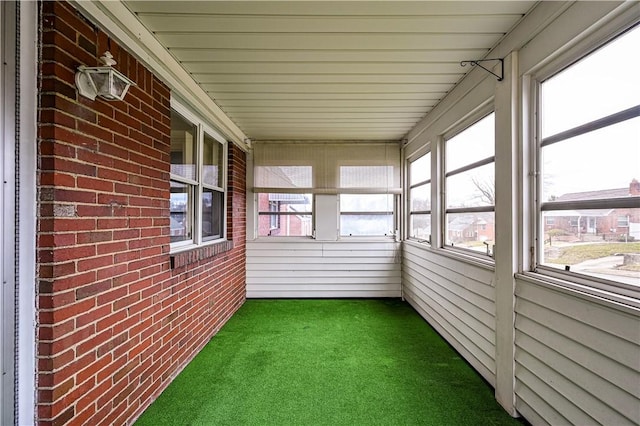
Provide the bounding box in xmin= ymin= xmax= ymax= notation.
xmin=556 ymin=187 xmax=629 ymax=202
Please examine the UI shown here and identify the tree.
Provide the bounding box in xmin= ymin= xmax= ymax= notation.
xmin=471 ymin=175 xmax=495 ymax=205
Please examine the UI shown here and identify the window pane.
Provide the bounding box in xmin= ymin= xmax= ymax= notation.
xmin=340 ymin=194 xmax=394 ymax=237
xmin=446 ymin=163 xmax=495 ymax=208
xmin=541 ymin=208 xmax=640 ymax=286
xmin=541 ymin=25 xmax=640 ymax=138
xmin=203 ymin=134 xmax=223 ymax=188
xmin=170 ymin=111 xmax=197 ymax=181
xmin=202 ymin=188 xmax=224 ymax=240
xmin=410 ymin=214 xmax=431 ymax=240
xmin=257 ymin=193 xmax=312 ymax=237
xmin=446 ymin=113 xmax=494 ymax=172
xmin=541 ymin=117 xmax=640 ymax=202
xmin=340 ymin=214 xmax=394 ymax=237
xmin=170 ymin=181 xmax=191 ymax=243
xmin=411 ymin=183 xmax=431 ymax=212
xmin=446 ymin=212 xmax=495 ymax=255
xmin=410 ymin=153 xmax=431 ymax=184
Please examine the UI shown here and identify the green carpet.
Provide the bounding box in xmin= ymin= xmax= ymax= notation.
xmin=135 ymin=299 xmax=521 ymax=426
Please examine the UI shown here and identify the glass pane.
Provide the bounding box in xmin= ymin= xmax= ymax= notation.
xmin=340 ymin=194 xmax=394 ymax=212
xmin=254 ymin=166 xmax=312 ymax=188
xmin=257 ymin=193 xmax=313 ymax=237
xmin=202 ymin=188 xmax=224 ymax=240
xmin=541 ymin=208 xmax=640 ymax=286
xmin=340 ymin=166 xmax=395 ymax=188
xmin=170 ymin=110 xmax=197 ymax=181
xmin=203 ymin=134 xmax=223 ymax=188
xmin=340 ymin=214 xmax=394 ymax=237
xmin=410 ymin=153 xmax=431 ymax=184
xmin=541 ymin=25 xmax=640 ymax=138
xmin=446 ymin=113 xmax=494 ymax=172
xmin=541 ymin=117 xmax=640 ymax=202
xmin=411 ymin=183 xmax=430 ymax=212
xmin=258 ymin=215 xmax=312 ymax=237
xmin=170 ymin=181 xmax=191 ymax=243
xmin=446 ymin=212 xmax=495 ymax=255
xmin=410 ymin=214 xmax=431 ymax=240
xmin=446 ymin=163 xmax=495 ymax=208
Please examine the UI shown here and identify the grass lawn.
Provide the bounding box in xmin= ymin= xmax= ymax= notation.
xmin=546 ymin=242 xmax=640 ymax=265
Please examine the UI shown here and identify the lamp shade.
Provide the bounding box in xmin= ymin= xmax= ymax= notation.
xmin=75 ymin=64 xmax=136 ymax=101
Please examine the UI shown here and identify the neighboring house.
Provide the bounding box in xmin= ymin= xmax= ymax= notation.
xmin=447 ymin=214 xmax=495 ymax=244
xmin=544 ymin=179 xmax=640 ymax=240
xmin=257 ymin=193 xmax=312 ymax=236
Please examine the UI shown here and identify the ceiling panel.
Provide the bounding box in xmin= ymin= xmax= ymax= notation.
xmin=125 ymin=1 xmax=536 ymax=140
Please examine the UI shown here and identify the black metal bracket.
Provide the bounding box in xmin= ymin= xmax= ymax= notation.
xmin=460 ymin=58 xmax=504 ymax=81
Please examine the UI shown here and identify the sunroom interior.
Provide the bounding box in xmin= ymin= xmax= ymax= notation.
xmin=3 ymin=1 xmax=639 ymax=425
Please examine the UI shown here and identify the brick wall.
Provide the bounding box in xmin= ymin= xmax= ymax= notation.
xmin=37 ymin=2 xmax=246 ymax=425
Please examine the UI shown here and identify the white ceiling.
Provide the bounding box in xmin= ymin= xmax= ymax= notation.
xmin=124 ymin=1 xmax=536 ymax=141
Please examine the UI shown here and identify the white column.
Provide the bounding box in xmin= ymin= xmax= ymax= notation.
xmin=493 ymin=51 xmax=519 ymax=416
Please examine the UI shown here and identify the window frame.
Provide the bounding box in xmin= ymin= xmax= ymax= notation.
xmin=170 ymin=100 xmax=228 ymax=252
xmin=442 ymin=111 xmax=496 ymax=260
xmin=256 ymin=193 xmax=314 ymax=238
xmin=529 ymin=24 xmax=640 ymax=296
xmin=407 ymin=151 xmax=432 ymax=243
xmin=339 ymin=193 xmax=397 ymax=238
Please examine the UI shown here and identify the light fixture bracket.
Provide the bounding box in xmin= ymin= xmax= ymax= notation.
xmin=460 ymin=58 xmax=504 ymax=81
xmin=75 ymin=51 xmax=136 ymax=101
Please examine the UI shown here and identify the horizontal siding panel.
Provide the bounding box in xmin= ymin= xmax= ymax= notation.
xmin=247 ymin=290 xmax=399 ymax=298
xmin=404 ymin=244 xmax=495 ymax=290
xmin=516 ymin=294 xmax=639 ymax=370
xmin=516 ymin=280 xmax=640 ymax=344
xmin=402 ymin=242 xmax=498 ymax=386
xmin=403 ymin=274 xmax=495 ymax=357
xmin=402 ymin=255 xmax=495 ymax=316
xmin=247 ymin=276 xmax=399 ymax=285
xmin=404 ymin=288 xmax=495 ymax=385
xmin=515 ymin=279 xmax=640 ymax=426
xmin=403 ymin=263 xmax=495 ymax=330
xmin=246 ymin=262 xmax=398 ymax=272
xmin=247 ymin=256 xmax=399 ymax=265
xmin=516 ymin=332 xmax=637 ymax=424
xmin=515 ymin=311 xmax=639 ymax=398
xmin=246 ymin=241 xmax=400 ymax=298
xmin=515 ymin=363 xmax=587 ymax=425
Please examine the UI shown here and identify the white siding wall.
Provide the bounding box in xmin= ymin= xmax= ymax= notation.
xmin=247 ymin=240 xmax=401 ymax=298
xmin=403 ymin=242 xmax=497 ymax=385
xmin=514 ymin=279 xmax=640 ymax=425
xmin=401 ymin=2 xmax=640 ymax=424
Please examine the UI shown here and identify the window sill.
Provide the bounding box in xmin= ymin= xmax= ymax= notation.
xmin=516 ymin=271 xmax=640 ymax=313
xmin=403 ymin=240 xmax=496 ymax=272
xmin=170 ymin=240 xmax=234 ymax=269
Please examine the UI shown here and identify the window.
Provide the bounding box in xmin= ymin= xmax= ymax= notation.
xmin=408 ymin=152 xmax=431 ymax=241
xmin=340 ymin=194 xmax=395 ymax=237
xmin=257 ymin=193 xmax=312 ymax=237
xmin=170 ymin=106 xmax=227 ymax=250
xmin=444 ymin=113 xmax=495 ymax=257
xmin=253 ymin=142 xmax=400 ymax=239
xmin=537 ymin=25 xmax=640 ymax=287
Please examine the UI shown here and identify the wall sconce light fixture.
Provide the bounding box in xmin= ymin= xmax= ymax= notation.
xmin=75 ymin=51 xmax=136 ymax=101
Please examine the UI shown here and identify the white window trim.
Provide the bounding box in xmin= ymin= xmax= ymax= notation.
xmin=170 ymin=99 xmax=228 ymax=253
xmin=407 ymin=151 xmax=432 ymax=243
xmin=256 ymin=193 xmax=314 ymax=239
xmin=441 ymin=109 xmax=496 ymax=260
xmin=528 ymin=22 xmax=640 ymax=295
xmin=339 ymin=193 xmax=398 ymax=239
